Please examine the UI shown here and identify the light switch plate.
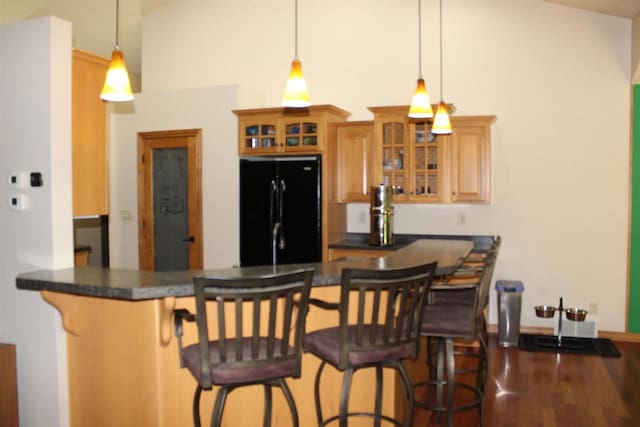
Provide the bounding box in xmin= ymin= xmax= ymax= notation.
xmin=8 ymin=172 xmax=28 ymax=189
xmin=9 ymin=194 xmax=27 ymax=210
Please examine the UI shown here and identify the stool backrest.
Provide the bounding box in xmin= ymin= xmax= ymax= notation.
xmin=337 ymin=262 xmax=437 ymax=369
xmin=193 ymin=268 xmax=314 ymax=388
xmin=474 ymin=236 xmax=502 ymax=326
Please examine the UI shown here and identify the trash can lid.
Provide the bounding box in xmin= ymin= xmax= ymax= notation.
xmin=495 ymin=280 xmax=524 ymax=292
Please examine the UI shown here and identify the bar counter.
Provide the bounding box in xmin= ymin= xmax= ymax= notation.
xmin=15 ymin=239 xmax=473 ymax=427
xmin=16 ymin=239 xmax=473 ymax=300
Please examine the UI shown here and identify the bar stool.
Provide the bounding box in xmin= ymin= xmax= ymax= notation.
xmin=173 ymin=268 xmax=314 ymax=427
xmin=304 ymin=262 xmax=437 ymax=427
xmin=414 ymin=236 xmax=501 ymax=426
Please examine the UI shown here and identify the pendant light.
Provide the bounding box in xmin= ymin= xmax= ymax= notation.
xmin=431 ymin=0 xmax=452 ymax=134
xmin=281 ymin=0 xmax=310 ymax=107
xmin=100 ymin=0 xmax=134 ymax=102
xmin=408 ymin=0 xmax=433 ymax=119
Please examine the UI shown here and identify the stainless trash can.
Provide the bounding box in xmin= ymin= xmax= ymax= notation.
xmin=495 ymin=280 xmax=524 ymax=347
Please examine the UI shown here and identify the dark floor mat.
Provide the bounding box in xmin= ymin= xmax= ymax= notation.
xmin=518 ymin=333 xmax=620 ymax=357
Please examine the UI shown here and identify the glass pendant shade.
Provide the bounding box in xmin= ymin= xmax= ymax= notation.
xmin=408 ymin=78 xmax=433 ymax=119
xmin=431 ymin=101 xmax=452 ymax=134
xmin=100 ymin=49 xmax=134 ymax=102
xmin=282 ymin=57 xmax=310 ymax=108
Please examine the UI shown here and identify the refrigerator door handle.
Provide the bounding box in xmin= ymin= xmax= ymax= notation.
xmin=278 ymin=180 xmax=286 ymax=250
xmin=269 ymin=179 xmax=277 ymax=229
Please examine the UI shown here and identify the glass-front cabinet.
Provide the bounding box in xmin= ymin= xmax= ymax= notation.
xmin=243 ymin=122 xmax=277 ymax=151
xmin=234 ymin=105 xmax=349 ymax=155
xmin=411 ymin=121 xmax=445 ymax=200
xmin=332 ymin=106 xmax=495 ymax=204
xmin=370 ymin=106 xmax=447 ymax=202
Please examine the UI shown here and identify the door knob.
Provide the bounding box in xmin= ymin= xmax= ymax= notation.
xmin=182 ymin=236 xmax=195 ymax=243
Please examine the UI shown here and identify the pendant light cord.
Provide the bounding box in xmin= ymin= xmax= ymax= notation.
xmin=439 ymin=0 xmax=444 ymax=100
xmin=417 ymin=0 xmax=422 ymax=78
xmin=115 ymin=0 xmax=120 ymax=50
xmin=294 ymin=0 xmax=299 ymax=58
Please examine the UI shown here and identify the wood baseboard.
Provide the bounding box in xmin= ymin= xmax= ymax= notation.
xmin=487 ymin=324 xmax=640 ymax=343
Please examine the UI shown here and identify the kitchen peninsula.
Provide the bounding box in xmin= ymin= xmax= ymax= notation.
xmin=16 ymin=238 xmax=475 ymax=427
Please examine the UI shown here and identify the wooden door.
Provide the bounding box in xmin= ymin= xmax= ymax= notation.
xmin=137 ymin=129 xmax=203 ymax=271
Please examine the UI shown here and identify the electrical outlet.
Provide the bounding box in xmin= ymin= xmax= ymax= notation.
xmin=588 ymin=302 xmax=598 ymax=315
xmin=358 ymin=211 xmax=367 ymax=224
xmin=457 ymin=212 xmax=466 ymax=226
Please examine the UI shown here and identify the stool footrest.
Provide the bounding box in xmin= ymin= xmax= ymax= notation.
xmin=413 ymin=381 xmax=484 ymax=413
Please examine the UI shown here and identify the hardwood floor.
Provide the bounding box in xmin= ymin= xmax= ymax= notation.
xmin=411 ymin=335 xmax=640 ymax=426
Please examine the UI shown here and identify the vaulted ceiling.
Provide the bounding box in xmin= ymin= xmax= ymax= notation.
xmin=1 ymin=0 xmax=638 ymax=86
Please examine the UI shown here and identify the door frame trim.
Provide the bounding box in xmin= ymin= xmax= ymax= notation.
xmin=137 ymin=129 xmax=203 ymax=271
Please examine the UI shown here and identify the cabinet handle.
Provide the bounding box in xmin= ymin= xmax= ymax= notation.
xmin=452 ymin=191 xmax=456 ymax=196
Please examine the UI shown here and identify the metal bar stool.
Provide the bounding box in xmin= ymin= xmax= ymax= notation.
xmin=304 ymin=262 xmax=437 ymax=427
xmin=414 ymin=236 xmax=501 ymax=427
xmin=174 ymin=268 xmax=314 ymax=427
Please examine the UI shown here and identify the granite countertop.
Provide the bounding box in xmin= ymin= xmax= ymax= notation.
xmin=330 ymin=233 xmax=494 ymax=251
xmin=16 ymin=239 xmax=473 ymax=301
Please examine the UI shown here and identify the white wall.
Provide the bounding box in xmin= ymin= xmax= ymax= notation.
xmin=139 ymin=0 xmax=631 ymax=332
xmin=0 ymin=17 xmax=73 ymax=427
xmin=109 ymin=85 xmax=239 ymax=269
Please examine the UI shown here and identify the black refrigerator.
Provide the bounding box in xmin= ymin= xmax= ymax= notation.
xmin=240 ymin=155 xmax=322 ymax=266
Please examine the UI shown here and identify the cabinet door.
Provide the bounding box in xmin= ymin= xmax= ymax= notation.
xmin=281 ymin=118 xmax=322 ymax=153
xmin=379 ymin=120 xmax=409 ymax=201
xmin=328 ymin=248 xmax=394 ymax=261
xmin=409 ymin=122 xmax=445 ymax=202
xmin=450 ymin=123 xmax=490 ymax=203
xmin=72 ymin=50 xmax=109 ymax=216
xmin=238 ymin=117 xmax=280 ymax=155
xmin=336 ymin=122 xmax=373 ymax=202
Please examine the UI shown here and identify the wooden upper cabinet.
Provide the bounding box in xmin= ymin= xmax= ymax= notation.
xmin=364 ymin=106 xmax=495 ymax=204
xmin=449 ymin=116 xmax=495 ymax=203
xmin=369 ymin=106 xmax=447 ymax=203
xmin=72 ymin=50 xmax=109 ymax=216
xmin=234 ymin=105 xmax=350 ymax=156
xmin=335 ymin=121 xmax=374 ymax=202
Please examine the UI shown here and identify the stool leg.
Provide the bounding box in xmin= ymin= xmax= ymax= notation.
xmin=211 ymin=386 xmax=229 ymax=427
xmin=396 ymin=361 xmax=415 ymax=427
xmin=435 ymin=337 xmax=445 ymax=410
xmin=192 ymin=385 xmax=203 ymax=427
xmin=445 ymin=338 xmax=455 ymax=427
xmin=313 ymin=360 xmax=327 ymax=426
xmin=374 ymin=365 xmax=383 ymax=427
xmin=263 ymin=384 xmax=272 ymax=427
xmin=339 ymin=368 xmax=354 ymax=427
xmin=278 ymin=378 xmax=299 ymax=427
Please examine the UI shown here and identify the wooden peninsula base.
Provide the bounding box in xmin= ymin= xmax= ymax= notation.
xmin=42 ymin=287 xmax=403 ymax=427
xmin=18 ymin=238 xmax=477 ymax=426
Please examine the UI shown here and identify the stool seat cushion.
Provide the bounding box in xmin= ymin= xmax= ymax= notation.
xmin=421 ymin=303 xmax=475 ymax=338
xmin=182 ymin=338 xmax=297 ymax=386
xmin=305 ymin=325 xmax=416 ymax=368
xmin=430 ymin=288 xmax=476 ymax=306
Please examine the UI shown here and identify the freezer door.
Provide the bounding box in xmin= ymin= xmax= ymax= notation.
xmin=239 ymin=158 xmax=276 ymax=266
xmin=275 ymin=157 xmax=321 ymax=264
